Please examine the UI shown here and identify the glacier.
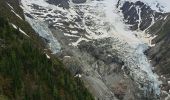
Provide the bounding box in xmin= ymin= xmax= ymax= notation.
xmin=19 ymin=0 xmax=168 ymax=99
xmin=25 ymin=16 xmax=61 ymax=54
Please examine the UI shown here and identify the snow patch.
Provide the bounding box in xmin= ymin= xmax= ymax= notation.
xmin=135 ymin=31 xmax=157 ymax=47
xmin=71 ymin=37 xmax=89 ymax=47
xmin=11 ymin=23 xmax=29 ymax=37
xmin=46 ymin=54 xmax=50 ymax=59
xmin=7 ymin=3 xmax=14 ymax=10
xmin=64 ymin=56 xmax=71 ymax=58
xmin=11 ymin=10 xmax=23 ymax=20
xmin=164 ymin=15 xmax=169 ymax=20
xmin=168 ymin=81 xmax=170 ymax=85
xmin=70 ymin=30 xmax=78 ymax=34
xmin=19 ymin=28 xmax=30 ymax=37
xmin=64 ymin=33 xmax=80 ymax=37
xmin=75 ymin=74 xmax=82 ymax=78
xmin=11 ymin=23 xmax=17 ymax=29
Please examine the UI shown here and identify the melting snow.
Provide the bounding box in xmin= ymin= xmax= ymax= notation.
xmin=75 ymin=74 xmax=82 ymax=78
xmin=64 ymin=33 xmax=80 ymax=37
xmin=11 ymin=23 xmax=17 ymax=29
xmin=64 ymin=56 xmax=71 ymax=58
xmin=19 ymin=28 xmax=30 ymax=37
xmin=164 ymin=15 xmax=169 ymax=20
xmin=168 ymin=81 xmax=170 ymax=85
xmin=71 ymin=37 xmax=89 ymax=46
xmin=7 ymin=3 xmax=14 ymax=10
xmin=70 ymin=30 xmax=78 ymax=34
xmin=11 ymin=10 xmax=23 ymax=20
xmin=11 ymin=23 xmax=29 ymax=37
xmin=46 ymin=54 xmax=50 ymax=59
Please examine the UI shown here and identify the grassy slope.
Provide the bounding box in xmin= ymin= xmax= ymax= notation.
xmin=0 ymin=0 xmax=94 ymax=100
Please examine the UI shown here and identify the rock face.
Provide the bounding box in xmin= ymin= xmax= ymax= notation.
xmin=146 ymin=14 xmax=170 ymax=100
xmin=118 ymin=1 xmax=165 ymax=31
xmin=20 ymin=0 xmax=170 ymax=100
xmin=72 ymin=0 xmax=87 ymax=4
xmin=46 ymin=0 xmax=69 ymax=8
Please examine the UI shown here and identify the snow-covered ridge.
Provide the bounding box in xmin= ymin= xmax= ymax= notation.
xmin=120 ymin=0 xmax=170 ymax=13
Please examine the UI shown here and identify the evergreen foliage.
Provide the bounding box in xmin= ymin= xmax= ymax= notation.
xmin=0 ymin=16 xmax=94 ymax=100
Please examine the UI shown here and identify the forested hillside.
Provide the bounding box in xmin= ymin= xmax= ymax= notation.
xmin=0 ymin=0 xmax=94 ymax=99
xmin=0 ymin=8 xmax=93 ymax=100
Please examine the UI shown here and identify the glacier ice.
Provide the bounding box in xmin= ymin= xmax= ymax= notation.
xmin=20 ymin=0 xmax=163 ymax=98
xmin=25 ymin=16 xmax=61 ymax=54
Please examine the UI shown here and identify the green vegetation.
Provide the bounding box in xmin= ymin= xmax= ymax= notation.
xmin=0 ymin=0 xmax=45 ymax=49
xmin=0 ymin=1 xmax=94 ymax=99
xmin=0 ymin=15 xmax=94 ymax=100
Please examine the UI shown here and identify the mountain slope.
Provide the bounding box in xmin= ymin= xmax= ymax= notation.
xmin=118 ymin=0 xmax=170 ymax=99
xmin=2 ymin=0 xmax=170 ymax=100
xmin=19 ymin=0 xmax=164 ymax=100
xmin=0 ymin=1 xmax=94 ymax=100
xmin=147 ymin=15 xmax=170 ymax=98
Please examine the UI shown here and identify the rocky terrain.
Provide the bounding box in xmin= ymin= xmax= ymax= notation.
xmin=2 ymin=0 xmax=170 ymax=100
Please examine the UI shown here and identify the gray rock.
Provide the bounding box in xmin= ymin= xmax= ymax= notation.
xmin=72 ymin=0 xmax=86 ymax=4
